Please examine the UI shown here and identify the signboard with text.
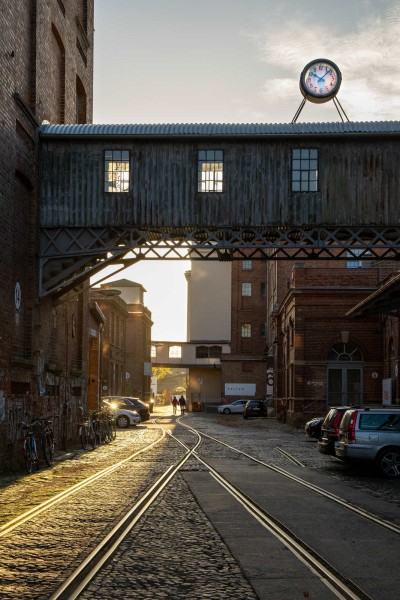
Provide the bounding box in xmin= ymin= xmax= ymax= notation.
xmin=225 ymin=383 xmax=256 ymax=396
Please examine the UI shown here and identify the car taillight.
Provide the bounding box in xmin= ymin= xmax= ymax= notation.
xmin=347 ymin=411 xmax=357 ymax=442
xmin=331 ymin=413 xmax=341 ymax=434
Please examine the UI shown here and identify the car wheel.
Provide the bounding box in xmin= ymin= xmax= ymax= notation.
xmin=116 ymin=415 xmax=130 ymax=428
xmin=223 ymin=408 xmax=231 ymax=415
xmin=376 ymin=447 xmax=400 ymax=478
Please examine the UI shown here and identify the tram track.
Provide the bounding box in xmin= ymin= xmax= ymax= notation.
xmin=179 ymin=419 xmax=400 ymax=536
xmin=49 ymin=419 xmax=373 ymax=600
xmin=0 ymin=426 xmax=167 ymax=538
xmin=0 ymin=414 xmax=398 ymax=599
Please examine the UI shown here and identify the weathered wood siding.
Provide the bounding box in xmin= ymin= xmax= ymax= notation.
xmin=39 ymin=138 xmax=400 ymax=227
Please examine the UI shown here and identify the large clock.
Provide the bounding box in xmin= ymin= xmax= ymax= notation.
xmin=300 ymin=58 xmax=342 ymax=104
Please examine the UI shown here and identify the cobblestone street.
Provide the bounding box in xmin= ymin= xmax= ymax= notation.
xmin=1 ymin=407 xmax=399 ymax=599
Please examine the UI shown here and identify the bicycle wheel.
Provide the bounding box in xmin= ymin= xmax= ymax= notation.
xmin=42 ymin=433 xmax=55 ymax=466
xmin=23 ymin=438 xmax=33 ymax=474
xmin=80 ymin=425 xmax=89 ymax=450
xmin=103 ymin=421 xmax=110 ymax=444
xmin=111 ymin=417 xmax=117 ymax=441
xmin=88 ymin=425 xmax=97 ymax=449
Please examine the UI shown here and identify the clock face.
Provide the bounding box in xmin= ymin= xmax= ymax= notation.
xmin=300 ymin=59 xmax=341 ymax=103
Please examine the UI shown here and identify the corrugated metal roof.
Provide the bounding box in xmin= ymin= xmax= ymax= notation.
xmin=346 ymin=271 xmax=400 ymax=317
xmin=39 ymin=121 xmax=400 ymax=138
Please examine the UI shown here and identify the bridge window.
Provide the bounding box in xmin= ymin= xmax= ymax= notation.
xmin=241 ymin=324 xmax=251 ymax=338
xmin=242 ymin=282 xmax=252 ymax=297
xmin=291 ymin=148 xmax=318 ymax=192
xmin=196 ymin=346 xmax=209 ymax=358
xmin=198 ymin=150 xmax=223 ymax=192
xmin=104 ymin=150 xmax=130 ymax=193
xmin=196 ymin=345 xmax=222 ymax=358
xmin=169 ymin=345 xmax=182 ymax=358
xmin=242 ymin=260 xmax=252 ymax=270
xmin=209 ymin=345 xmax=222 ymax=358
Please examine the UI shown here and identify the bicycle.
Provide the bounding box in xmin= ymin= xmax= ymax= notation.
xmin=101 ymin=407 xmax=116 ymax=443
xmin=78 ymin=408 xmax=97 ymax=450
xmin=107 ymin=410 xmax=117 ymax=442
xmin=20 ymin=421 xmax=40 ymax=474
xmin=92 ymin=410 xmax=105 ymax=446
xmin=38 ymin=418 xmax=55 ymax=466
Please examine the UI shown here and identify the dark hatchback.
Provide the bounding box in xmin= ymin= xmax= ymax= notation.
xmin=317 ymin=406 xmax=356 ymax=455
xmin=102 ymin=396 xmax=151 ymax=422
xmin=243 ymin=400 xmax=268 ymax=419
xmin=305 ymin=417 xmax=324 ymax=439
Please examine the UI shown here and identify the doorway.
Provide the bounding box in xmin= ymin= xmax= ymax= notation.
xmin=327 ymin=342 xmax=363 ymax=405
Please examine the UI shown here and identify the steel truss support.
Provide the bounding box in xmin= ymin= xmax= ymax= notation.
xmin=39 ymin=225 xmax=400 ymax=298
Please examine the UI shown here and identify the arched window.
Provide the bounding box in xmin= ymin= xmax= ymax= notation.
xmin=76 ymin=75 xmax=87 ymax=123
xmin=327 ymin=343 xmax=362 ymax=362
xmin=169 ymin=345 xmax=181 ymax=358
xmin=196 ymin=346 xmax=209 ymax=359
xmin=209 ymin=346 xmax=222 ymax=358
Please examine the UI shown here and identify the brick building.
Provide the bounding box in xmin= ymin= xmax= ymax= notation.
xmin=92 ymin=280 xmax=153 ymax=402
xmin=267 ymin=260 xmax=396 ymax=425
xmin=0 ymin=1 xmax=94 ymax=465
xmin=221 ymin=258 xmax=268 ymax=402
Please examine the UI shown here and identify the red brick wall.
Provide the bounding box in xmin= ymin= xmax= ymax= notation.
xmin=273 ymin=264 xmax=393 ymax=423
xmin=0 ymin=1 xmax=94 ymax=466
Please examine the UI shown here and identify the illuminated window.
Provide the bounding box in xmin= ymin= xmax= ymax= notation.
xmin=198 ymin=150 xmax=223 ymax=192
xmin=150 ymin=345 xmax=157 ymax=358
xmin=242 ymin=260 xmax=252 ymax=270
xmin=241 ymin=324 xmax=251 ymax=338
xmin=104 ymin=150 xmax=130 ymax=192
xmin=169 ymin=345 xmax=182 ymax=358
xmin=291 ymin=148 xmax=318 ymax=192
xmin=242 ymin=283 xmax=252 ymax=297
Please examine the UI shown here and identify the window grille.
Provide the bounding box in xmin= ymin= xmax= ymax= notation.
xmin=104 ymin=150 xmax=130 ymax=192
xmin=242 ymin=282 xmax=252 ymax=297
xmin=198 ymin=150 xmax=223 ymax=192
xmin=241 ymin=324 xmax=251 ymax=338
xmin=291 ymin=148 xmax=318 ymax=192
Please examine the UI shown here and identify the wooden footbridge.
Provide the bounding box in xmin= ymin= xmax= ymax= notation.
xmin=39 ymin=120 xmax=400 ymax=297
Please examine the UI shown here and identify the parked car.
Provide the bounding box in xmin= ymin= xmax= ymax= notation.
xmin=218 ymin=400 xmax=248 ymax=415
xmin=317 ymin=406 xmax=357 ymax=455
xmin=304 ymin=417 xmax=323 ymax=439
xmin=243 ymin=400 xmax=268 ymax=419
xmin=102 ymin=396 xmax=151 ymax=422
xmin=102 ymin=399 xmax=141 ymax=428
xmin=335 ymin=407 xmax=400 ymax=477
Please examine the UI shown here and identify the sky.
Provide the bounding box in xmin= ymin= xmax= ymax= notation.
xmin=92 ymin=0 xmax=400 ymax=340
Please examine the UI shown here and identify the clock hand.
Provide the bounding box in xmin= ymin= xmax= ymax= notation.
xmin=317 ymin=68 xmax=332 ymax=82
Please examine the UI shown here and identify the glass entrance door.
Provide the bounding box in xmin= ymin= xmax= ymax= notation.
xmin=327 ymin=367 xmax=362 ymax=405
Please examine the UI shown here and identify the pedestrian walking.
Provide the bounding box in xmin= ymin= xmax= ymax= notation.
xmin=172 ymin=396 xmax=178 ymax=415
xmin=178 ymin=395 xmax=186 ymax=415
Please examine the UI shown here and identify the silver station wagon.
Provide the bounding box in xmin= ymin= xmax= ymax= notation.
xmin=335 ymin=407 xmax=400 ymax=478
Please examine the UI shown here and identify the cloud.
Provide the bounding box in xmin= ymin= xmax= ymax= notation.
xmin=255 ymin=4 xmax=400 ymax=121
